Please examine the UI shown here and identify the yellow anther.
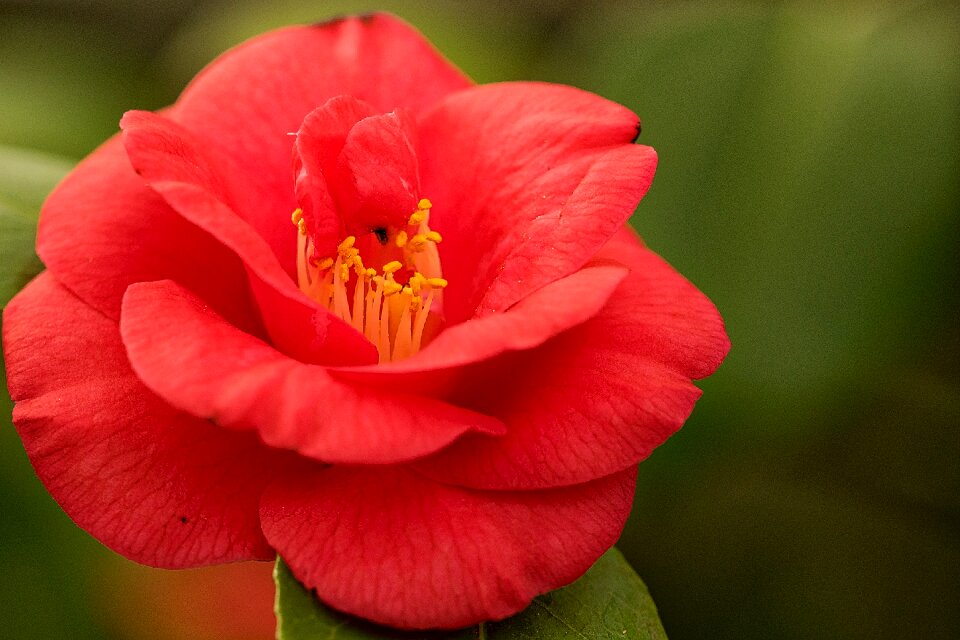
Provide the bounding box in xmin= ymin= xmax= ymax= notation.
xmin=352 ymin=255 xmax=367 ymax=277
xmin=395 ymin=230 xmax=408 ymax=248
xmin=339 ymin=264 xmax=350 ymax=282
xmin=291 ymin=208 xmax=304 ymax=224
xmin=365 ymin=267 xmax=377 ymax=279
xmin=425 ymin=230 xmax=443 ymax=243
xmin=382 ymin=260 xmax=403 ymax=274
xmin=297 ymin=219 xmax=307 ymax=235
xmin=418 ymin=198 xmax=433 ymax=210
xmin=427 ymin=277 xmax=448 ymax=289
xmin=316 ymin=257 xmax=334 ymax=270
xmin=408 ymin=234 xmax=428 ymax=252
xmin=408 ymin=211 xmax=426 ymax=226
xmin=338 ymin=236 xmax=356 ymax=251
xmin=383 ymin=280 xmax=403 ymax=296
xmin=409 ymin=272 xmax=424 ymax=295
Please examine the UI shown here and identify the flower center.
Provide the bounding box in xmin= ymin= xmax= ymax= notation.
xmin=294 ymin=198 xmax=446 ymax=363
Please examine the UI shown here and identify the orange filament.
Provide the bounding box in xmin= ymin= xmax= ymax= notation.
xmin=295 ymin=199 xmax=445 ymax=363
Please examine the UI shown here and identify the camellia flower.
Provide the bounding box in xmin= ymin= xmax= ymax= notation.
xmin=3 ymin=13 xmax=728 ymax=630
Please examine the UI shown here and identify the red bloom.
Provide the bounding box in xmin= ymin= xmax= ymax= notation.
xmin=2 ymin=13 xmax=728 ymax=629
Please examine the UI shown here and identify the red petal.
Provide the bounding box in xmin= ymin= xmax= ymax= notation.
xmin=120 ymin=110 xmax=296 ymax=276
xmin=293 ymin=96 xmax=377 ymax=256
xmin=35 ymin=136 xmax=258 ymax=333
xmin=120 ymin=280 xmax=505 ymax=464
xmin=417 ymin=82 xmax=656 ymax=322
xmin=293 ymin=97 xmax=422 ymax=252
xmin=120 ymin=110 xmax=377 ymax=366
xmin=2 ymin=273 xmax=290 ymax=567
xmin=334 ymin=109 xmax=421 ymax=232
xmin=332 ymin=264 xmax=627 ymax=384
xmin=415 ymin=229 xmax=730 ymax=489
xmin=595 ymin=227 xmax=731 ymax=379
xmin=260 ymin=466 xmax=636 ymax=629
xmin=170 ymin=14 xmax=470 ymax=262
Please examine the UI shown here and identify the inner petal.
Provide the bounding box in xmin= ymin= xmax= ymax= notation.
xmin=334 ymin=110 xmax=421 ymax=234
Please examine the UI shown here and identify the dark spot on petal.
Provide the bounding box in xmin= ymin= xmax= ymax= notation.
xmin=179 ymin=516 xmax=189 ymax=524
xmin=312 ymin=15 xmax=346 ymax=28
xmin=372 ymin=226 xmax=389 ymax=245
xmin=312 ymin=14 xmax=349 ymax=28
xmin=311 ymin=12 xmax=377 ymax=29
xmin=632 ymin=119 xmax=643 ymax=143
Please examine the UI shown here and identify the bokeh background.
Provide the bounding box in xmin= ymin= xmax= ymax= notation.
xmin=1 ymin=1 xmax=957 ymax=638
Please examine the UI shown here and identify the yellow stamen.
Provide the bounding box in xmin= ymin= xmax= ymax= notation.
xmin=392 ymin=299 xmax=413 ymax=361
xmin=411 ymin=290 xmax=434 ymax=353
xmin=352 ymin=254 xmax=366 ymax=277
xmin=316 ymin=257 xmax=334 ymax=271
xmin=382 ymin=280 xmax=403 ymax=296
xmin=291 ymin=208 xmax=307 ymax=235
xmin=409 ymin=272 xmax=425 ymax=295
xmin=382 ymin=260 xmax=403 ymax=274
xmin=407 ymin=234 xmax=428 ymax=252
xmin=351 ymin=272 xmax=365 ymax=331
xmin=294 ymin=199 xmax=446 ymax=363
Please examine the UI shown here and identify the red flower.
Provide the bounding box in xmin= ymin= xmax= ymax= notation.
xmin=2 ymin=13 xmax=728 ymax=629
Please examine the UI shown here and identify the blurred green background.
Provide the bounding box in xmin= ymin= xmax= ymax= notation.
xmin=1 ymin=1 xmax=957 ymax=638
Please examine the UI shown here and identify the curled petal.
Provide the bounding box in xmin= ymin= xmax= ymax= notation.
xmin=334 ymin=109 xmax=421 ymax=233
xmin=418 ymin=82 xmax=657 ymax=322
xmin=332 ymin=264 xmax=628 ymax=382
xmin=293 ymin=96 xmax=378 ymax=256
xmin=120 ymin=280 xmax=505 ymax=464
xmin=35 ymin=136 xmax=259 ymax=333
xmin=593 ymin=226 xmax=731 ymax=379
xmin=415 ymin=228 xmax=730 ymax=489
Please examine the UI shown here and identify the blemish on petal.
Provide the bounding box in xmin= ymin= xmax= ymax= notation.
xmin=311 ymin=12 xmax=377 ymax=29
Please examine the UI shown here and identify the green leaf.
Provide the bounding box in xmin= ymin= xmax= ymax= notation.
xmin=274 ymin=548 xmax=667 ymax=640
xmin=0 ymin=146 xmax=73 ymax=306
